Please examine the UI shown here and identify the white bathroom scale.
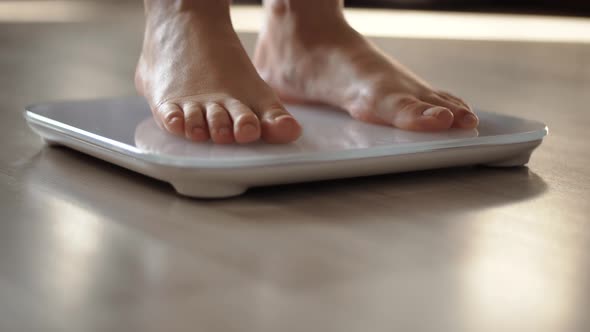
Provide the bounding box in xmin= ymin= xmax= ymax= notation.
xmin=25 ymin=97 xmax=547 ymax=198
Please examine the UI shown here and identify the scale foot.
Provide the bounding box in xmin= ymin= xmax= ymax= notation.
xmin=483 ymin=151 xmax=533 ymax=167
xmin=171 ymin=181 xmax=248 ymax=198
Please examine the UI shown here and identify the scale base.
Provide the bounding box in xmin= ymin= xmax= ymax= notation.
xmin=25 ymin=97 xmax=547 ymax=198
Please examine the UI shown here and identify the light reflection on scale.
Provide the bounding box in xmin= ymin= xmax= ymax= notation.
xmin=134 ymin=105 xmax=479 ymax=160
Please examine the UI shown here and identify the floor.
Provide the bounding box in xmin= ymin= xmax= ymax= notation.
xmin=1 ymin=3 xmax=589 ymax=332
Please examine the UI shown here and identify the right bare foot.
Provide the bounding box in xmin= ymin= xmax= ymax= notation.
xmin=135 ymin=1 xmax=301 ymax=144
xmin=254 ymin=0 xmax=478 ymax=132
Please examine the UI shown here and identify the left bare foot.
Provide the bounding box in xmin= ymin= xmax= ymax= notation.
xmin=254 ymin=0 xmax=479 ymax=131
xmin=136 ymin=0 xmax=302 ymax=144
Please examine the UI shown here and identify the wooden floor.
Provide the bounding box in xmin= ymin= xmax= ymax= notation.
xmin=1 ymin=4 xmax=589 ymax=332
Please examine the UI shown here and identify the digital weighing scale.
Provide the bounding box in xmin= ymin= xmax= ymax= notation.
xmin=24 ymin=97 xmax=547 ymax=198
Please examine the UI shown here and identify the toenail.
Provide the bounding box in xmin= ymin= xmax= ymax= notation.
xmin=463 ymin=113 xmax=477 ymax=124
xmin=241 ymin=123 xmax=258 ymax=135
xmin=422 ymin=107 xmax=445 ymax=117
xmin=167 ymin=116 xmax=182 ymax=127
xmin=271 ymin=114 xmax=294 ymax=123
xmin=262 ymin=109 xmax=288 ymax=122
xmin=164 ymin=112 xmax=181 ymax=123
xmin=276 ymin=115 xmax=301 ymax=132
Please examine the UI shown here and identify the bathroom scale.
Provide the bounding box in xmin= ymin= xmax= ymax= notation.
xmin=24 ymin=97 xmax=547 ymax=198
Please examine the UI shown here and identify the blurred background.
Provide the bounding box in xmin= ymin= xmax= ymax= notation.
xmin=3 ymin=0 xmax=589 ymax=16
xmin=1 ymin=1 xmax=589 ymax=332
xmin=236 ymin=0 xmax=590 ymax=16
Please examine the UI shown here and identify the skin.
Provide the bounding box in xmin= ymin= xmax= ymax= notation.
xmin=136 ymin=0 xmax=479 ymax=144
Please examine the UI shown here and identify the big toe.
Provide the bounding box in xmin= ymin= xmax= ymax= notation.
xmin=256 ymin=104 xmax=302 ymax=144
xmin=422 ymin=91 xmax=479 ymax=129
xmin=376 ymin=94 xmax=454 ymax=131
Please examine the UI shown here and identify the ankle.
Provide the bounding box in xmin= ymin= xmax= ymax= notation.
xmin=262 ymin=1 xmax=357 ymax=48
xmin=144 ymin=0 xmax=231 ymax=22
xmin=264 ymin=0 xmax=344 ymax=23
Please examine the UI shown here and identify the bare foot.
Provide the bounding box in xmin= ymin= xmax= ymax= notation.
xmin=136 ymin=1 xmax=301 ymax=144
xmin=254 ymin=0 xmax=479 ymax=131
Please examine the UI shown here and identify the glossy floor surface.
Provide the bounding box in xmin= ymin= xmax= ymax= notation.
xmin=1 ymin=4 xmax=589 ymax=332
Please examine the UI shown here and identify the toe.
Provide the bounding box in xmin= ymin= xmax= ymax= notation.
xmin=183 ymin=102 xmax=210 ymax=142
xmin=254 ymin=103 xmax=302 ymax=144
xmin=377 ymin=94 xmax=454 ymax=131
xmin=156 ymin=103 xmax=184 ymax=136
xmin=422 ymin=92 xmax=479 ymax=129
xmin=223 ymin=99 xmax=261 ymax=144
xmin=205 ymin=102 xmax=234 ymax=144
xmin=455 ymin=111 xmax=479 ymax=129
xmin=438 ymin=90 xmax=470 ymax=109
